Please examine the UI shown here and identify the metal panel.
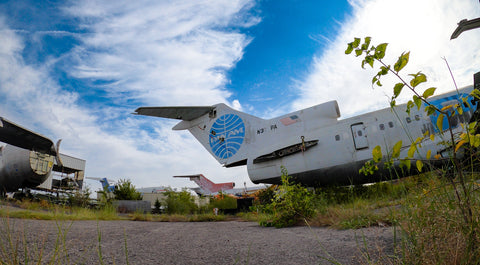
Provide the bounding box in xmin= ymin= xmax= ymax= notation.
xmin=55 ymin=153 xmax=86 ymax=171
xmin=351 ymin=123 xmax=369 ymax=150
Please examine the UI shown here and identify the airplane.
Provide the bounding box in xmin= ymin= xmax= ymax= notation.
xmin=0 ymin=117 xmax=63 ymax=193
xmin=174 ymin=174 xmax=268 ymax=197
xmin=173 ymin=174 xmax=235 ymax=195
xmin=133 ymin=72 xmax=480 ymax=187
xmin=86 ymin=177 xmax=115 ymax=193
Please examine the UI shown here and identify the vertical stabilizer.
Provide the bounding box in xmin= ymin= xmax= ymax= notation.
xmin=135 ymin=104 xmax=265 ymax=167
xmin=174 ymin=174 xmax=235 ymax=194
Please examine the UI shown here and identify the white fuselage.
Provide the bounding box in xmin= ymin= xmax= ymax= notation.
xmin=136 ymin=85 xmax=477 ymax=186
xmin=246 ymin=86 xmax=475 ymax=185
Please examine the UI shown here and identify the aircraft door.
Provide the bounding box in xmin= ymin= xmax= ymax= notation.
xmin=351 ymin=123 xmax=369 ymax=150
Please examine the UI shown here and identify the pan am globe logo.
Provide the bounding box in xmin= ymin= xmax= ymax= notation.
xmin=209 ymin=114 xmax=245 ymax=159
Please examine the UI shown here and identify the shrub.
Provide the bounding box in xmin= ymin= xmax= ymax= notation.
xmin=67 ymin=187 xmax=92 ymax=207
xmin=260 ymin=167 xmax=315 ymax=228
xmin=163 ymin=188 xmax=198 ymax=214
xmin=210 ymin=193 xmax=237 ymax=210
xmin=113 ymin=179 xmax=142 ymax=200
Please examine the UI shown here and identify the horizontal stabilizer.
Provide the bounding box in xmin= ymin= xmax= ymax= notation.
xmin=0 ymin=117 xmax=56 ymax=155
xmin=451 ymin=17 xmax=480 ymax=39
xmin=134 ymin=106 xmax=215 ymax=121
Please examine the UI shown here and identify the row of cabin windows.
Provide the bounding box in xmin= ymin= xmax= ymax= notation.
xmin=334 ymin=110 xmax=474 ymax=142
xmin=406 ymin=115 xmax=421 ymax=124
xmin=379 ymin=121 xmax=395 ymax=131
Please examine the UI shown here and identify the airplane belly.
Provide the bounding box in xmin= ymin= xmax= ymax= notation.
xmin=0 ymin=145 xmax=52 ymax=192
xmin=249 ymin=158 xmax=393 ymax=186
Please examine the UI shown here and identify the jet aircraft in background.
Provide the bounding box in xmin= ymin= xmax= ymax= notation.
xmin=174 ymin=174 xmax=265 ymax=196
xmin=86 ymin=177 xmax=116 ymax=193
xmin=0 ymin=117 xmax=63 ymax=192
xmin=134 ymin=72 xmax=480 ymax=187
xmin=174 ymin=174 xmax=235 ymax=195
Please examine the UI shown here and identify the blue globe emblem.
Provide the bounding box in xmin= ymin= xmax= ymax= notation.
xmin=209 ymin=114 xmax=245 ymax=159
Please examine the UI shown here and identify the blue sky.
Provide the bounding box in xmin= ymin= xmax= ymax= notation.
xmin=0 ymin=0 xmax=479 ymax=191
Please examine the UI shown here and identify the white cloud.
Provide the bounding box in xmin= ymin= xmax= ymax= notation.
xmin=293 ymin=0 xmax=480 ymax=118
xmin=3 ymin=0 xmax=478 ymax=192
xmin=0 ymin=1 xmax=259 ymax=190
xmin=63 ymin=0 xmax=256 ymax=107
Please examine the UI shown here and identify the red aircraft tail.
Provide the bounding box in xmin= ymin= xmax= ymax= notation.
xmin=174 ymin=174 xmax=234 ymax=194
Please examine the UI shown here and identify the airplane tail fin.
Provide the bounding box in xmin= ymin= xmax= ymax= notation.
xmin=100 ymin=178 xmax=115 ymax=193
xmin=174 ymin=174 xmax=235 ymax=194
xmin=135 ymin=104 xmax=264 ymax=167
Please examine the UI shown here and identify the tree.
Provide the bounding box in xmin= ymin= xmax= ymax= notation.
xmin=113 ymin=179 xmax=142 ymax=200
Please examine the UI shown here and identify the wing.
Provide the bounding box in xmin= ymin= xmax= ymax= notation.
xmin=134 ymin=106 xmax=215 ymax=121
xmin=451 ymin=17 xmax=480 ymax=39
xmin=0 ymin=117 xmax=56 ymax=155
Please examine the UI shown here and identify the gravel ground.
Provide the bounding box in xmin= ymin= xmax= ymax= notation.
xmin=0 ymin=219 xmax=397 ymax=265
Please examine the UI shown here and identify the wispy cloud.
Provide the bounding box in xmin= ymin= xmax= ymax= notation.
xmin=63 ymin=0 xmax=258 ymax=106
xmin=293 ymin=0 xmax=480 ymax=118
xmin=0 ymin=1 xmax=258 ymax=189
xmin=2 ymin=0 xmax=479 ymax=191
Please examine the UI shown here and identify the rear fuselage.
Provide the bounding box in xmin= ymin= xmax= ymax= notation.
xmin=247 ymin=86 xmax=476 ymax=185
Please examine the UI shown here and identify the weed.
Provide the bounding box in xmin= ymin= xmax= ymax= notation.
xmin=258 ymin=167 xmax=316 ymax=228
xmin=346 ymin=36 xmax=480 ymax=264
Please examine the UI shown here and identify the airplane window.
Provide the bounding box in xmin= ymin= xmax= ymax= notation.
xmin=388 ymin=121 xmax=394 ymax=128
xmin=406 ymin=117 xmax=411 ymax=123
xmin=335 ymin=135 xmax=340 ymax=141
xmin=379 ymin=124 xmax=385 ymax=130
xmin=357 ymin=130 xmax=363 ymax=137
xmin=415 ymin=115 xmax=420 ymax=121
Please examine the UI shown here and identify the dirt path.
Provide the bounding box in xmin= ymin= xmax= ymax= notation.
xmin=0 ymin=219 xmax=397 ymax=264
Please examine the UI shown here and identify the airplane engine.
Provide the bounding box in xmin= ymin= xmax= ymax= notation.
xmin=0 ymin=145 xmax=54 ymax=192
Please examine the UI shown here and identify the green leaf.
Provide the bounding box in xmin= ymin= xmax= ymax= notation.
xmin=352 ymin=37 xmax=361 ymax=48
xmin=413 ymin=95 xmax=422 ymax=110
xmin=393 ymin=83 xmax=404 ymax=98
xmin=422 ymin=87 xmax=436 ymax=99
xmin=394 ymin=51 xmax=410 ymax=72
xmin=406 ymin=100 xmax=414 ymax=115
xmin=471 ymin=89 xmax=480 ymax=100
xmin=374 ymin=43 xmax=388 ymax=59
xmin=468 ymin=122 xmax=477 ymax=132
xmin=380 ymin=66 xmax=389 ymax=75
xmin=407 ymin=144 xmax=416 ymax=158
xmin=355 ymin=49 xmax=363 ymax=56
xmin=400 ymin=159 xmax=411 ymax=171
xmin=416 ymin=160 xmax=423 ymax=172
xmin=392 ymin=140 xmax=402 ymax=159
xmin=361 ymin=37 xmax=371 ymax=50
xmin=409 ymin=72 xmax=427 ymax=88
xmin=390 ymin=99 xmax=396 ymax=108
xmin=437 ymin=113 xmax=444 ymax=131
xmin=345 ymin=43 xmax=354 ymax=54
xmin=462 ymin=97 xmax=471 ymax=108
xmin=365 ymin=56 xmax=374 ymax=68
xmin=372 ymin=145 xmax=382 ymax=163
xmin=457 ymin=104 xmax=463 ymax=115
xmin=474 ymin=134 xmax=480 ymax=148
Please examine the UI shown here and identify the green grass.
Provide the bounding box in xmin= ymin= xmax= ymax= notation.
xmin=0 ymin=171 xmax=479 ymax=264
